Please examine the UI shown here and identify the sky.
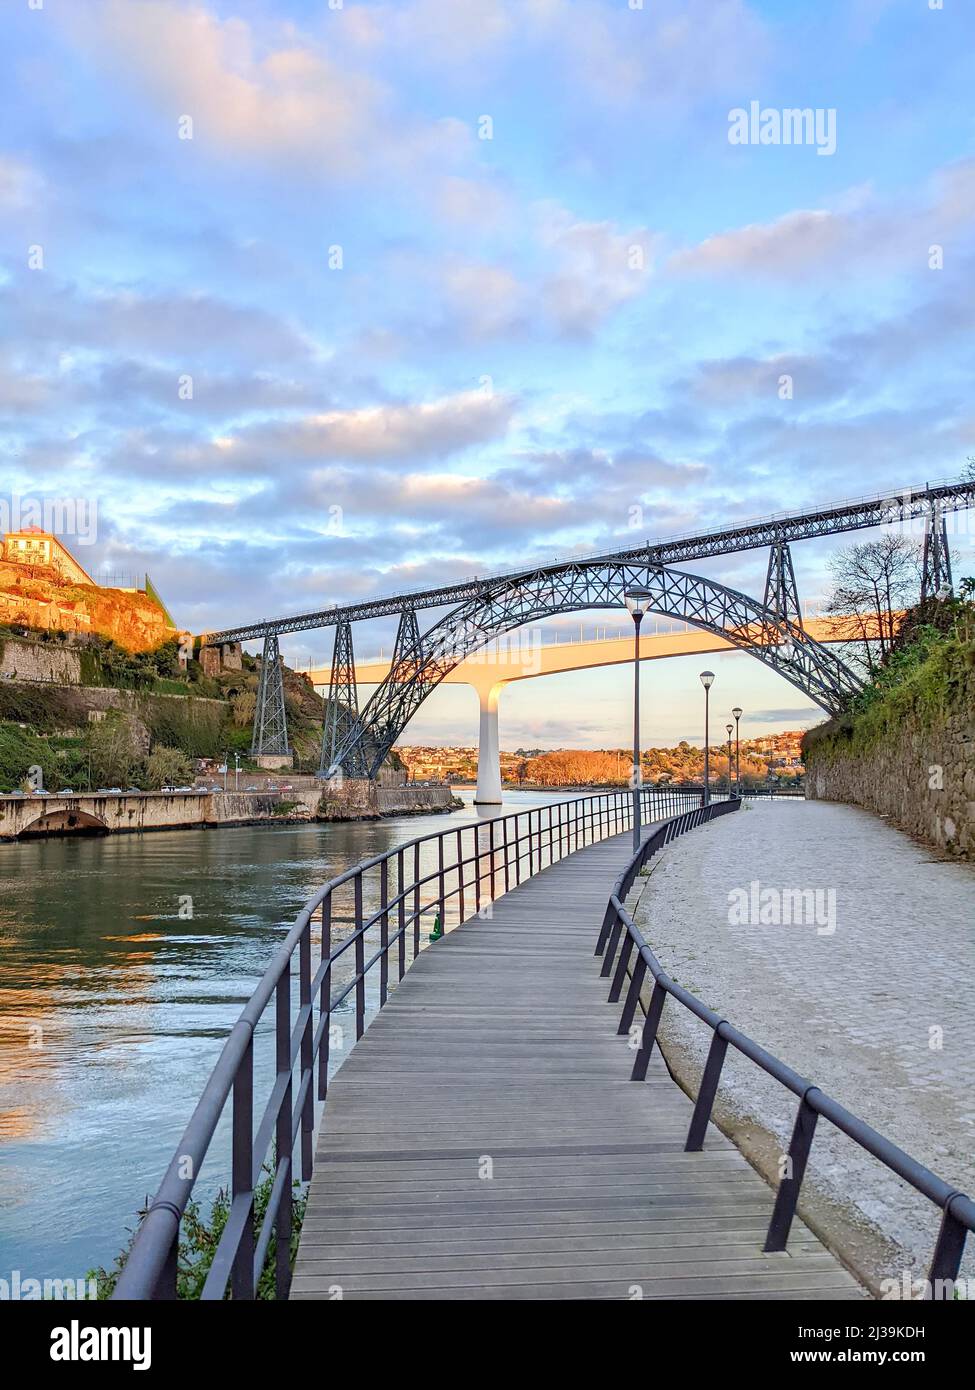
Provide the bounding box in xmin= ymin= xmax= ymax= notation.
xmin=2 ymin=0 xmax=974 ymax=749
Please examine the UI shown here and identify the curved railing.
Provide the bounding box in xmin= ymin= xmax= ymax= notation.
xmin=596 ymin=800 xmax=975 ymax=1300
xmin=112 ymin=784 xmax=705 ymax=1300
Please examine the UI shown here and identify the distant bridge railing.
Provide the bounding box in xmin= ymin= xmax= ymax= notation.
xmin=112 ymin=784 xmax=706 ymax=1300
xmin=597 ymin=801 xmax=975 ymax=1299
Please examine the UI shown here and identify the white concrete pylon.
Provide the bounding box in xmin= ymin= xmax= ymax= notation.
xmin=471 ymin=674 xmax=505 ymax=804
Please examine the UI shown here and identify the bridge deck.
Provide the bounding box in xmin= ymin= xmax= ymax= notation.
xmin=292 ymin=831 xmax=864 ymax=1300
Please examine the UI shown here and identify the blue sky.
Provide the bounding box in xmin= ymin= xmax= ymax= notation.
xmin=2 ymin=0 xmax=973 ymax=748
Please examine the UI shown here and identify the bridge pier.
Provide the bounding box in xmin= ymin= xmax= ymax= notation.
xmin=473 ymin=677 xmax=505 ymax=804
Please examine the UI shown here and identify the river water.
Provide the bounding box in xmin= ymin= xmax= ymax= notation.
xmin=0 ymin=789 xmax=594 ymax=1283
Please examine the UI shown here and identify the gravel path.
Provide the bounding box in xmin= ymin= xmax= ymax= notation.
xmin=634 ymin=799 xmax=975 ymax=1285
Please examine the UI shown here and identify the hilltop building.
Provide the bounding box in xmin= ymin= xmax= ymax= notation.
xmin=2 ymin=527 xmax=95 ymax=586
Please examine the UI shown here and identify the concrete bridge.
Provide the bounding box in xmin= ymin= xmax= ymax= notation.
xmin=0 ymin=789 xmax=314 ymax=840
xmin=305 ymin=614 xmax=889 ymax=804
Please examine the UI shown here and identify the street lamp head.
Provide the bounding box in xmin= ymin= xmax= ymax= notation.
xmin=726 ymin=723 xmax=734 ymax=736
xmin=699 ymin=670 xmax=715 ymax=690
xmin=732 ymin=706 xmax=742 ymax=720
xmin=624 ymin=586 xmax=653 ymax=618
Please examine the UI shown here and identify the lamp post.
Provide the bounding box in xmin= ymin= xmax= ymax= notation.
xmin=732 ymin=706 xmax=742 ymax=797
xmin=625 ymin=586 xmax=652 ymax=850
xmin=699 ymin=671 xmax=714 ymax=805
xmin=726 ymin=724 xmax=734 ymax=797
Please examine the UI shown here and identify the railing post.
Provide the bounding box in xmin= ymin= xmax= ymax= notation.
xmin=397 ymin=849 xmax=406 ymax=980
xmin=618 ymin=955 xmax=647 ymax=1036
xmin=456 ymin=827 xmax=465 ymax=923
xmin=474 ymin=825 xmax=482 ymax=915
xmin=354 ymin=872 xmax=365 ymax=1039
xmin=231 ymin=1037 xmax=255 ymax=1300
xmin=927 ymin=1198 xmax=968 ymax=1296
xmin=502 ymin=815 xmax=511 ymax=893
xmin=608 ymin=932 xmax=635 ymax=1003
xmin=379 ymin=857 xmax=389 ymax=1006
xmin=274 ymin=967 xmax=293 ymax=1299
xmin=318 ymin=897 xmax=331 ymax=1100
xmin=299 ymin=924 xmax=313 ymax=1179
xmin=631 ymin=980 xmax=666 ymax=1081
xmin=438 ymin=833 xmax=446 ymax=928
xmin=413 ymin=842 xmax=421 ymax=959
xmin=764 ymin=1089 xmax=820 ymax=1251
xmin=528 ymin=809 xmax=535 ymax=877
xmin=684 ymin=1029 xmax=728 ymax=1151
xmin=488 ymin=818 xmax=496 ymax=904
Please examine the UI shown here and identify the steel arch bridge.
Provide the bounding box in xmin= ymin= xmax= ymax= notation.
xmin=331 ymin=560 xmax=863 ymax=778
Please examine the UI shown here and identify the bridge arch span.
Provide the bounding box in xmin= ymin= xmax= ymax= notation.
xmin=19 ymin=808 xmax=110 ymax=839
xmin=335 ymin=561 xmax=863 ymax=777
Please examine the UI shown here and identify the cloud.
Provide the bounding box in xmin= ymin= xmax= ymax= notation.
xmin=0 ymin=155 xmax=42 ymax=211
xmin=670 ymin=157 xmax=975 ymax=280
xmin=73 ymin=0 xmax=469 ymax=176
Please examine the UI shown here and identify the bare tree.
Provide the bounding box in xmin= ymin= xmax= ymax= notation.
xmin=825 ymin=536 xmax=920 ymax=678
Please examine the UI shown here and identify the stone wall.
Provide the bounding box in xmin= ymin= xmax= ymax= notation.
xmin=0 ymin=788 xmax=322 ymax=840
xmin=1 ymin=783 xmax=461 ymax=839
xmin=319 ymin=778 xmax=460 ymax=820
xmin=0 ymin=638 xmax=82 ymax=685
xmin=805 ymin=694 xmax=975 ymax=859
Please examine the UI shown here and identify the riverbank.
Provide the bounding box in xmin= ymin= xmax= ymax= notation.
xmin=630 ymin=799 xmax=974 ymax=1294
xmin=0 ymin=783 xmax=461 ymax=840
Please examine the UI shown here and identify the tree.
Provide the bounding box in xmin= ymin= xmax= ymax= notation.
xmin=232 ymin=690 xmax=256 ymax=728
xmin=146 ymin=745 xmax=195 ymax=789
xmin=85 ymin=713 xmax=147 ymax=787
xmin=825 ymin=536 xmax=920 ymax=678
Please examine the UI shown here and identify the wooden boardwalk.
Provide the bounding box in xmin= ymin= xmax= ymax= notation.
xmin=292 ymin=830 xmax=864 ymax=1300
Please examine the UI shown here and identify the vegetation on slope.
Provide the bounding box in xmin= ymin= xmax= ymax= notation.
xmin=802 ymin=586 xmax=975 ymax=764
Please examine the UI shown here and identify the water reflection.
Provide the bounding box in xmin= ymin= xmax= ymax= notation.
xmin=0 ymin=790 xmax=586 ymax=1279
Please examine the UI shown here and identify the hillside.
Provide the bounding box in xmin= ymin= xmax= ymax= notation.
xmin=803 ymin=592 xmax=975 ymax=857
xmin=0 ymin=558 xmax=176 ymax=651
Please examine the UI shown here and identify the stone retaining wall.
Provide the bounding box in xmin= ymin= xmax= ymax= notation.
xmin=0 ymin=638 xmax=82 ymax=684
xmin=805 ymin=699 xmax=975 ymax=859
xmin=1 ymin=783 xmax=460 ymax=839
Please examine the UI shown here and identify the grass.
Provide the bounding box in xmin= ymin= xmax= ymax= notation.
xmin=803 ymin=595 xmax=975 ymax=764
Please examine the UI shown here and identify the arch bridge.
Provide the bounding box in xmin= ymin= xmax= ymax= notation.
xmin=202 ymin=477 xmax=971 ymax=782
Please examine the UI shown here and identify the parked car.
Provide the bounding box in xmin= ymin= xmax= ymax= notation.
xmin=56 ymin=789 xmax=76 ymax=797
xmin=160 ymin=785 xmax=177 ymax=793
xmin=31 ymin=789 xmax=51 ymax=797
xmin=125 ymin=787 xmax=142 ymax=794
xmin=244 ymin=784 xmax=258 ymax=791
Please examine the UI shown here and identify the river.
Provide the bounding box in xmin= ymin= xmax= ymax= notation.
xmin=0 ymin=789 xmax=591 ymax=1283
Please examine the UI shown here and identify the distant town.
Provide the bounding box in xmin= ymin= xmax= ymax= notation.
xmin=395 ymin=731 xmax=806 ymax=787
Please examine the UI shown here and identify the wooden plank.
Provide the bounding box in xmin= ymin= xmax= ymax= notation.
xmin=291 ymin=829 xmax=865 ymax=1301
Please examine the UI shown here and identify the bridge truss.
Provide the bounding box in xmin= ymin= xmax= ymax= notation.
xmin=328 ymin=561 xmax=862 ymax=778
xmin=214 ymin=477 xmax=974 ymax=776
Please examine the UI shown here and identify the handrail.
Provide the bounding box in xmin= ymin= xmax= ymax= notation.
xmin=112 ymin=783 xmax=707 ymax=1300
xmin=596 ymin=800 xmax=975 ymax=1300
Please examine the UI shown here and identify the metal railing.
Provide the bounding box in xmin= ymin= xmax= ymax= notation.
xmin=596 ymin=799 xmax=975 ymax=1299
xmin=112 ymin=784 xmax=704 ymax=1300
